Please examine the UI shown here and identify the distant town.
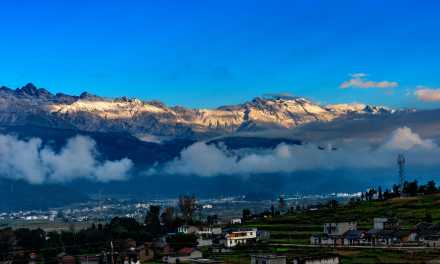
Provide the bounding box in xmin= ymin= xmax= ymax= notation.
xmin=0 ymin=193 xmax=359 ymax=228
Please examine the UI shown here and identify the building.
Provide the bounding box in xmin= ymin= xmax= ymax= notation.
xmin=367 ymin=218 xmax=401 ymax=246
xmin=366 ymin=229 xmax=403 ymax=246
xmin=224 ymin=228 xmax=257 ymax=248
xmin=324 ymin=222 xmax=357 ymax=236
xmin=197 ymin=237 xmax=213 ymax=247
xmin=409 ymin=222 xmax=440 ymax=247
xmin=211 ymin=246 xmax=232 ymax=254
xmin=197 ymin=226 xmax=222 ymax=236
xmin=311 ymin=222 xmax=357 ymax=246
xmin=230 ymin=218 xmax=242 ymax=224
xmin=59 ymin=255 xmax=76 ymax=264
xmin=78 ymin=255 xmax=100 ymax=264
xmin=257 ymin=230 xmax=271 ymax=241
xmin=251 ymin=255 xmax=286 ymax=264
xmin=343 ymin=230 xmax=365 ymax=246
xmin=152 ymin=236 xmax=173 ymax=256
xmin=178 ymin=225 xmax=200 ymax=235
xmin=162 ymin=248 xmax=203 ymax=264
xmin=134 ymin=242 xmax=155 ymax=262
xmin=197 ymin=226 xmax=214 ymax=236
xmin=211 ymin=227 xmax=223 ymax=235
xmin=292 ymin=255 xmax=340 ymax=264
xmin=373 ymin=218 xmax=399 ymax=230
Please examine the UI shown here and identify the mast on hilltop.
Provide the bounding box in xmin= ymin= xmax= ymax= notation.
xmin=397 ymin=154 xmax=406 ymax=196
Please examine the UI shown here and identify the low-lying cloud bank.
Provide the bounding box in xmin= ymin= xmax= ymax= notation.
xmin=0 ymin=135 xmax=133 ymax=184
xmin=157 ymin=127 xmax=439 ymax=177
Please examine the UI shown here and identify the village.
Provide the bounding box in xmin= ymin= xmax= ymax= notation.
xmin=310 ymin=218 xmax=440 ymax=248
xmin=3 ymin=177 xmax=440 ymax=264
xmin=2 ymin=158 xmax=440 ymax=264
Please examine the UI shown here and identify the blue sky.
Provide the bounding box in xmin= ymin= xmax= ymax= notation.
xmin=1 ymin=0 xmax=440 ymax=108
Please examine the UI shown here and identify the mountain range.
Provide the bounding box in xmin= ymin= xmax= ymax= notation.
xmin=1 ymin=83 xmax=440 ymax=210
xmin=0 ymin=83 xmax=401 ymax=141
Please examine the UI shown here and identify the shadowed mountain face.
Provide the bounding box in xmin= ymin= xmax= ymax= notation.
xmin=0 ymin=179 xmax=88 ymax=211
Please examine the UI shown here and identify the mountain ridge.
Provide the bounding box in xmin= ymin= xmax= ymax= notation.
xmin=0 ymin=83 xmax=406 ymax=140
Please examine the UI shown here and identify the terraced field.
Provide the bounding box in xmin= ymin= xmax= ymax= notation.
xmin=234 ymin=194 xmax=440 ymax=263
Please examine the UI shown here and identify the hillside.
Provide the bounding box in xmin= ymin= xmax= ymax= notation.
xmin=246 ymin=194 xmax=440 ymax=244
xmin=214 ymin=195 xmax=440 ymax=263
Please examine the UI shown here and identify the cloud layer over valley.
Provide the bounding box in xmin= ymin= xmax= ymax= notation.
xmin=158 ymin=127 xmax=439 ymax=177
xmin=0 ymin=135 xmax=133 ymax=184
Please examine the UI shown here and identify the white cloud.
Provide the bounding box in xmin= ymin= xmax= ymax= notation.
xmin=340 ymin=73 xmax=398 ymax=89
xmin=384 ymin=127 xmax=435 ymax=150
xmin=156 ymin=127 xmax=440 ymax=177
xmin=94 ymin=159 xmax=133 ymax=182
xmin=0 ymin=135 xmax=133 ymax=184
xmin=162 ymin=142 xmax=238 ymax=177
xmin=414 ymin=86 xmax=440 ymax=102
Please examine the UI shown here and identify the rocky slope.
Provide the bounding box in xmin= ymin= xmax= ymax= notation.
xmin=0 ymin=83 xmax=398 ymax=140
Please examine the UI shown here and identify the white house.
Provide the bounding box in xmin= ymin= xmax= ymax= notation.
xmin=197 ymin=227 xmax=214 ymax=236
xmin=230 ymin=218 xmax=242 ymax=224
xmin=177 ymin=225 xmax=200 ymax=235
xmin=211 ymin=227 xmax=222 ymax=235
xmin=293 ymin=255 xmax=340 ymax=264
xmin=224 ymin=228 xmax=257 ymax=248
xmin=324 ymin=222 xmax=357 ymax=236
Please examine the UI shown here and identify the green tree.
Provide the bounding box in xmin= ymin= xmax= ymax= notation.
xmin=0 ymin=228 xmax=15 ymax=261
xmin=166 ymin=234 xmax=197 ymax=251
xmin=383 ymin=189 xmax=391 ymax=200
xmin=207 ymin=215 xmax=218 ymax=225
xmin=404 ymin=180 xmax=418 ymax=196
xmin=393 ymin=184 xmax=400 ymax=196
xmin=178 ymin=195 xmax=197 ymax=223
xmin=424 ymin=211 xmax=433 ymax=223
xmin=15 ymin=228 xmax=46 ymax=251
xmin=328 ymin=199 xmax=338 ymax=209
xmin=161 ymin=207 xmax=175 ymax=231
xmin=44 ymin=232 xmax=64 ymax=264
xmin=278 ymin=196 xmax=286 ymax=211
xmin=145 ymin=205 xmax=162 ymax=237
xmin=242 ymin=209 xmax=251 ymax=221
xmin=426 ymin=180 xmax=437 ymax=194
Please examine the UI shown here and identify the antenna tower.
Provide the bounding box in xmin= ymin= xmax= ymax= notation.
xmin=397 ymin=154 xmax=405 ymax=195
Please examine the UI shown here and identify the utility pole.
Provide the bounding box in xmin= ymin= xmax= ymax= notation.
xmin=110 ymin=240 xmax=114 ymax=264
xmin=397 ymin=154 xmax=405 ymax=196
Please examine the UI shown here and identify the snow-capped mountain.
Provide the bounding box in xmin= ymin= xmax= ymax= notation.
xmin=0 ymin=83 xmax=398 ymax=140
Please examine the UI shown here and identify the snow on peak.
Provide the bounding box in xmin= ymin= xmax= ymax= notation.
xmin=0 ymin=83 xmax=400 ymax=139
